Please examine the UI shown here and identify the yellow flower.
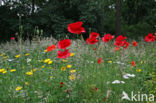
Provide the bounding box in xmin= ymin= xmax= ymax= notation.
xmin=25 ymin=82 xmax=29 ymax=85
xmin=70 ymin=53 xmax=75 ymax=57
xmin=67 ymin=65 xmax=72 ymax=69
xmin=26 ymin=71 xmax=33 ymax=76
xmin=136 ymin=68 xmax=142 ymax=72
xmin=0 ymin=53 xmax=5 ymax=56
xmin=41 ymin=65 xmax=45 ymax=68
xmin=69 ymin=75 xmax=76 ymax=80
xmin=44 ymin=50 xmax=48 ymax=53
xmin=25 ymin=53 xmax=30 ymax=56
xmin=61 ymin=66 xmax=66 ymax=71
xmin=2 ymin=70 xmax=7 ymax=74
xmin=50 ymin=76 xmax=53 ymax=79
xmin=10 ymin=69 xmax=16 ymax=72
xmin=108 ymin=61 xmax=112 ymax=63
xmin=48 ymin=60 xmax=53 ymax=64
xmin=3 ymin=56 xmax=8 ymax=59
xmin=0 ymin=68 xmax=5 ymax=73
xmin=62 ymin=59 xmax=68 ymax=62
xmin=44 ymin=58 xmax=51 ymax=63
xmin=70 ymin=70 xmax=76 ymax=73
xmin=16 ymin=86 xmax=22 ymax=91
xmin=140 ymin=61 xmax=143 ymax=64
xmin=32 ymin=68 xmax=37 ymax=72
xmin=15 ymin=54 xmax=21 ymax=58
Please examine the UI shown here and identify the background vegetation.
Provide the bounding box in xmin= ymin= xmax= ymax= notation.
xmin=0 ymin=0 xmax=156 ymax=42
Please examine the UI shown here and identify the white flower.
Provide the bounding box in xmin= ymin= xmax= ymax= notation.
xmin=7 ymin=59 xmax=14 ymax=62
xmin=116 ymin=61 xmax=125 ymax=65
xmin=123 ymin=73 xmax=135 ymax=79
xmin=122 ymin=91 xmax=130 ymax=101
xmin=112 ymin=80 xmax=125 ymax=84
xmin=27 ymin=58 xmax=31 ymax=63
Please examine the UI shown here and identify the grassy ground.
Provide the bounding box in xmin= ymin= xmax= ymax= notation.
xmin=0 ymin=37 xmax=156 ymax=103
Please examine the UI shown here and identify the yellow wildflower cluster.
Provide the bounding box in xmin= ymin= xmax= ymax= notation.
xmin=44 ymin=58 xmax=53 ymax=64
xmin=16 ymin=86 xmax=22 ymax=91
xmin=0 ymin=68 xmax=7 ymax=74
xmin=67 ymin=65 xmax=72 ymax=69
xmin=70 ymin=53 xmax=75 ymax=57
xmin=10 ymin=69 xmax=16 ymax=72
xmin=25 ymin=53 xmax=30 ymax=56
xmin=61 ymin=66 xmax=66 ymax=71
xmin=15 ymin=54 xmax=21 ymax=58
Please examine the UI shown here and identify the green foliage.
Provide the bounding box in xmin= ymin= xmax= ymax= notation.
xmin=0 ymin=0 xmax=156 ymax=42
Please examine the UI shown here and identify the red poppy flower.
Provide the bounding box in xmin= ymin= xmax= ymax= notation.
xmin=47 ymin=44 xmax=56 ymax=52
xmin=10 ymin=37 xmax=15 ymax=40
xmin=94 ymin=47 xmax=96 ymax=51
xmin=89 ymin=32 xmax=99 ymax=38
xmin=67 ymin=21 xmax=86 ymax=34
xmin=57 ymin=49 xmax=70 ymax=59
xmin=98 ymin=57 xmax=102 ymax=64
xmin=57 ymin=39 xmax=71 ymax=49
xmin=60 ymin=82 xmax=63 ymax=85
xmin=116 ymin=35 xmax=127 ymax=41
xmin=86 ymin=37 xmax=99 ymax=45
xmin=121 ymin=40 xmax=130 ymax=49
xmin=132 ymin=41 xmax=137 ymax=47
xmin=114 ymin=47 xmax=120 ymax=51
xmin=145 ymin=33 xmax=155 ymax=42
xmin=131 ymin=61 xmax=136 ymax=66
xmin=102 ymin=34 xmax=114 ymax=42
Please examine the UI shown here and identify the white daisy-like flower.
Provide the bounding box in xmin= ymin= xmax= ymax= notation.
xmin=123 ymin=73 xmax=135 ymax=79
xmin=112 ymin=80 xmax=125 ymax=84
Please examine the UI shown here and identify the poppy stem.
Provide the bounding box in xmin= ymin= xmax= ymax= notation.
xmin=81 ymin=34 xmax=85 ymax=42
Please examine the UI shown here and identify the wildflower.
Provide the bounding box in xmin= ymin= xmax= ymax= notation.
xmin=114 ymin=47 xmax=120 ymax=51
xmin=44 ymin=50 xmax=48 ymax=53
xmin=32 ymin=68 xmax=37 ymax=72
xmin=50 ymin=76 xmax=53 ymax=79
xmin=102 ymin=34 xmax=114 ymax=42
xmin=70 ymin=53 xmax=75 ymax=57
xmin=48 ymin=60 xmax=53 ymax=64
xmin=86 ymin=37 xmax=99 ymax=45
xmin=25 ymin=82 xmax=29 ymax=85
xmin=68 ymin=21 xmax=86 ymax=34
xmin=140 ymin=61 xmax=143 ymax=64
xmin=67 ymin=65 xmax=72 ymax=69
xmin=70 ymin=70 xmax=76 ymax=73
xmin=27 ymin=58 xmax=31 ymax=63
xmin=60 ymin=82 xmax=63 ymax=87
xmin=41 ymin=65 xmax=45 ymax=68
xmin=132 ymin=41 xmax=138 ymax=47
xmin=145 ymin=33 xmax=155 ymax=42
xmin=26 ymin=71 xmax=33 ymax=76
xmin=15 ymin=54 xmax=20 ymax=58
xmin=69 ymin=75 xmax=76 ymax=80
xmin=61 ymin=66 xmax=66 ymax=71
xmin=10 ymin=69 xmax=16 ymax=72
xmin=0 ymin=53 xmax=5 ymax=56
xmin=94 ymin=47 xmax=96 ymax=51
xmin=89 ymin=32 xmax=99 ymax=38
xmin=25 ymin=53 xmax=30 ymax=56
xmin=108 ymin=60 xmax=112 ymax=63
xmin=57 ymin=49 xmax=70 ymax=59
xmin=44 ymin=58 xmax=51 ymax=63
xmin=123 ymin=73 xmax=135 ymax=79
xmin=131 ymin=61 xmax=136 ymax=66
xmin=10 ymin=37 xmax=15 ymax=40
xmin=2 ymin=70 xmax=7 ymax=74
xmin=136 ymin=68 xmax=142 ymax=72
xmin=97 ymin=57 xmax=102 ymax=64
xmin=16 ymin=86 xmax=22 ymax=91
xmin=0 ymin=68 xmax=5 ymax=73
xmin=47 ymin=44 xmax=56 ymax=52
xmin=112 ymin=80 xmax=125 ymax=84
xmin=62 ymin=59 xmax=68 ymax=62
xmin=3 ymin=56 xmax=8 ymax=59
xmin=57 ymin=39 xmax=71 ymax=49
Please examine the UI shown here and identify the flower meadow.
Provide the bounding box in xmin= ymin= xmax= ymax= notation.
xmin=0 ymin=22 xmax=156 ymax=103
